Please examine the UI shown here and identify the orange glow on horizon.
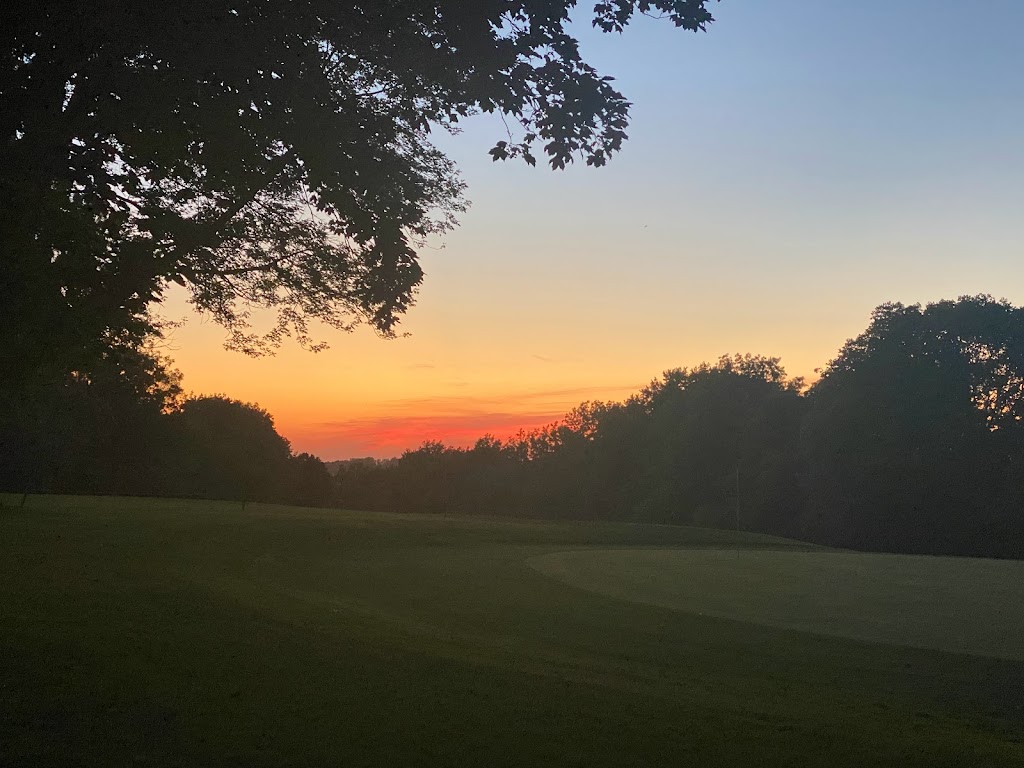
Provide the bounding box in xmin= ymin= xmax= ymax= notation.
xmin=274 ymin=385 xmax=643 ymax=459
xmin=288 ymin=410 xmax=564 ymax=459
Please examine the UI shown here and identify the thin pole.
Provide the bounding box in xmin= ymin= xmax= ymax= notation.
xmin=735 ymin=465 xmax=740 ymax=532
xmin=734 ymin=465 xmax=740 ymax=560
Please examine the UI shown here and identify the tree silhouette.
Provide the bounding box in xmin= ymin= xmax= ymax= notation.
xmin=332 ymin=313 xmax=1024 ymax=559
xmin=0 ymin=341 xmax=182 ymax=495
xmin=803 ymin=296 xmax=1024 ymax=555
xmin=169 ymin=396 xmax=293 ymax=502
xmin=2 ymin=1 xmax=718 ymax=381
xmin=6 ymin=293 xmax=1024 ymax=558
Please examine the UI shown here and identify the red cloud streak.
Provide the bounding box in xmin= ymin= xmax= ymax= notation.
xmin=292 ymin=410 xmax=565 ymax=459
xmin=282 ymin=384 xmax=640 ymax=459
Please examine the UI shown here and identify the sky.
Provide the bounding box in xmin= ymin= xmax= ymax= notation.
xmin=162 ymin=0 xmax=1024 ymax=459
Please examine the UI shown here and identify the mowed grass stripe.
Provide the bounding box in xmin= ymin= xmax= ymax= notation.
xmin=2 ymin=496 xmax=1023 ymax=766
xmin=530 ymin=548 xmax=1024 ymax=660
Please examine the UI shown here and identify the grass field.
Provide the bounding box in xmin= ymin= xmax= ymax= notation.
xmin=2 ymin=495 xmax=1023 ymax=766
xmin=530 ymin=549 xmax=1024 ymax=661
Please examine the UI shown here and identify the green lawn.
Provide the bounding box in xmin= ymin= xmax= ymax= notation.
xmin=1 ymin=495 xmax=1022 ymax=767
xmin=530 ymin=548 xmax=1024 ymax=661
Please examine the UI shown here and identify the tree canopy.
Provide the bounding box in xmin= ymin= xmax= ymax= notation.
xmin=330 ymin=297 xmax=1024 ymax=558
xmin=5 ymin=294 xmax=1024 ymax=557
xmin=803 ymin=296 xmax=1024 ymax=553
xmin=2 ymin=0 xmax=718 ymax=381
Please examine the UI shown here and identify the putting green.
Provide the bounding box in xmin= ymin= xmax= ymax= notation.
xmin=530 ymin=548 xmax=1024 ymax=660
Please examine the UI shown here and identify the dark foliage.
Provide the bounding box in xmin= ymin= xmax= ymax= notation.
xmin=0 ymin=354 xmax=334 ymax=507
xmin=1 ymin=0 xmax=718 ymax=383
xmin=802 ymin=296 xmax=1024 ymax=557
xmin=337 ymin=354 xmax=808 ymax=530
xmin=4 ymin=295 xmax=1021 ymax=557
xmin=0 ymin=338 xmax=184 ymax=496
xmin=337 ymin=297 xmax=1024 ymax=558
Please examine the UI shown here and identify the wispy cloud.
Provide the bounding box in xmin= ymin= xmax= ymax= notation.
xmin=299 ymin=410 xmax=564 ymax=459
xmin=290 ymin=383 xmax=640 ymax=459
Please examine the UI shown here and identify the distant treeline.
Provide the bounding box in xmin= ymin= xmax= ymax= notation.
xmin=3 ymin=295 xmax=1022 ymax=558
xmin=0 ymin=343 xmax=334 ymax=508
xmin=333 ymin=296 xmax=1024 ymax=558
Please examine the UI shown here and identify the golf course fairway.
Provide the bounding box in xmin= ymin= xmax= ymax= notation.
xmin=3 ymin=496 xmax=1023 ymax=766
xmin=530 ymin=548 xmax=1024 ymax=660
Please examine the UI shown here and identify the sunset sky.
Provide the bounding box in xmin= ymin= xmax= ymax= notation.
xmin=163 ymin=1 xmax=1024 ymax=459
